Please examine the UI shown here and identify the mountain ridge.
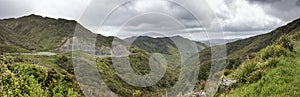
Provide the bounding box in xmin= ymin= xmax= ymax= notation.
xmin=0 ymin=14 xmax=208 ymax=55
xmin=1 ymin=14 xmax=300 ymax=97
xmin=195 ymin=17 xmax=300 ymax=81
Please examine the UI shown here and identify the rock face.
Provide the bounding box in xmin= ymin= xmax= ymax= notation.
xmin=220 ymin=78 xmax=237 ymax=86
xmin=189 ymin=91 xmax=206 ymax=97
xmin=218 ymin=78 xmax=237 ymax=94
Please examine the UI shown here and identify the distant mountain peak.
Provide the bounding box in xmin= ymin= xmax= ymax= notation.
xmin=19 ymin=14 xmax=45 ymax=19
xmin=0 ymin=14 xmax=81 ymax=52
xmin=16 ymin=14 xmax=77 ymax=23
xmin=25 ymin=14 xmax=42 ymax=17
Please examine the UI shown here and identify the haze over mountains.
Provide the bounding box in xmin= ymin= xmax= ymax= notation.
xmin=0 ymin=14 xmax=300 ymax=96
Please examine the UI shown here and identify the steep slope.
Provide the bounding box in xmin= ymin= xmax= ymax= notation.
xmin=0 ymin=55 xmax=82 ymax=96
xmin=0 ymin=14 xmax=208 ymax=55
xmin=125 ymin=36 xmax=208 ymax=54
xmin=0 ymin=14 xmax=76 ymax=52
xmin=220 ymin=31 xmax=300 ymax=97
xmin=0 ymin=14 xmax=120 ymax=53
xmin=1 ymin=14 xmax=300 ymax=96
xmin=226 ymin=18 xmax=300 ymax=69
xmin=196 ymin=17 xmax=300 ymax=81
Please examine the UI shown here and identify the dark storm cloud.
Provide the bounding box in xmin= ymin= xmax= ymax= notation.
xmin=247 ymin=0 xmax=300 ymax=21
xmin=296 ymin=0 xmax=300 ymax=6
xmin=0 ymin=0 xmax=300 ymax=40
xmin=91 ymin=0 xmax=208 ymax=37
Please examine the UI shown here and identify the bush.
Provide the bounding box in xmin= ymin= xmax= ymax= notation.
xmin=232 ymin=40 xmax=292 ymax=84
xmin=256 ymin=57 xmax=280 ymax=69
xmin=0 ymin=63 xmax=81 ymax=97
xmin=225 ymin=32 xmax=299 ymax=96
xmin=56 ymin=55 xmax=73 ymax=74
xmin=292 ymin=31 xmax=300 ymax=40
xmin=232 ymin=59 xmax=258 ymax=83
xmin=275 ymin=35 xmax=294 ymax=51
xmin=259 ymin=45 xmax=288 ymax=60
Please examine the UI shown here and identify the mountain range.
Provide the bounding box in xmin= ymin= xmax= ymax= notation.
xmin=0 ymin=14 xmax=300 ymax=96
xmin=0 ymin=14 xmax=208 ymax=55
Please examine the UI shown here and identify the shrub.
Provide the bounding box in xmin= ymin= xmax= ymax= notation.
xmin=275 ymin=35 xmax=294 ymax=51
xmin=0 ymin=63 xmax=81 ymax=97
xmin=232 ymin=44 xmax=289 ymax=84
xmin=259 ymin=45 xmax=288 ymax=60
xmin=245 ymin=69 xmax=265 ymax=83
xmin=291 ymin=31 xmax=300 ymax=40
xmin=256 ymin=57 xmax=281 ymax=69
xmin=223 ymin=69 xmax=233 ymax=76
xmin=232 ymin=59 xmax=258 ymax=83
xmin=132 ymin=90 xmax=142 ymax=97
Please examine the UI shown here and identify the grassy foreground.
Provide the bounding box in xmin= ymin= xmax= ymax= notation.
xmin=219 ymin=33 xmax=300 ymax=97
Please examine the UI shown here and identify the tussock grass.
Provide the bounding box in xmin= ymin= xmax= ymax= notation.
xmin=223 ymin=32 xmax=300 ymax=97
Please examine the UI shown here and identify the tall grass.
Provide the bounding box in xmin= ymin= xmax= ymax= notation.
xmin=223 ymin=31 xmax=300 ymax=97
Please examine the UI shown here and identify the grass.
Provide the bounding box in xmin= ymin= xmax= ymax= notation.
xmin=222 ymin=33 xmax=300 ymax=97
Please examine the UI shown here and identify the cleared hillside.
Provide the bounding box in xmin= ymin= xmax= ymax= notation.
xmin=196 ymin=17 xmax=300 ymax=82
xmin=217 ymin=31 xmax=300 ymax=97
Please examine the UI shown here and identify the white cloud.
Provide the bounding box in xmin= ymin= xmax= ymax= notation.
xmin=209 ymin=0 xmax=283 ymax=32
xmin=0 ymin=0 xmax=299 ymax=41
xmin=32 ymin=0 xmax=92 ymax=20
xmin=132 ymin=0 xmax=170 ymax=13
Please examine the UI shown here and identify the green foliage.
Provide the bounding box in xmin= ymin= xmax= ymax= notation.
xmin=0 ymin=58 xmax=81 ymax=97
xmin=259 ymin=44 xmax=288 ymax=60
xmin=1 ymin=14 xmax=300 ymax=97
xmin=197 ymin=19 xmax=300 ymax=84
xmin=132 ymin=90 xmax=142 ymax=97
xmin=56 ymin=55 xmax=73 ymax=74
xmin=292 ymin=31 xmax=300 ymax=40
xmin=227 ymin=56 xmax=300 ymax=97
xmin=221 ymin=31 xmax=300 ymax=97
xmin=0 ymin=14 xmax=77 ymax=52
xmin=275 ymin=35 xmax=295 ymax=51
xmin=231 ymin=36 xmax=294 ymax=84
xmin=94 ymin=47 xmax=182 ymax=96
xmin=127 ymin=36 xmax=206 ymax=55
xmin=231 ymin=59 xmax=258 ymax=83
xmin=0 ymin=44 xmax=30 ymax=53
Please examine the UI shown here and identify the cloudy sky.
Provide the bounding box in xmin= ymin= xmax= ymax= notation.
xmin=0 ymin=0 xmax=300 ymax=41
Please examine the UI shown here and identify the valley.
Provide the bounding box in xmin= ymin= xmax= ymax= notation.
xmin=0 ymin=14 xmax=299 ymax=97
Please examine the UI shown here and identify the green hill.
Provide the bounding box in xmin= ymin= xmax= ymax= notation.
xmin=1 ymin=14 xmax=300 ymax=97
xmin=226 ymin=18 xmax=300 ymax=69
xmin=196 ymin=17 xmax=300 ymax=82
xmin=0 ymin=14 xmax=122 ymax=53
xmin=0 ymin=14 xmax=76 ymax=52
xmin=125 ymin=36 xmax=208 ymax=54
xmin=217 ymin=31 xmax=300 ymax=97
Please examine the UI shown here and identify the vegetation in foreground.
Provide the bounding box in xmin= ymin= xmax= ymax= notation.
xmin=0 ymin=14 xmax=300 ymax=97
xmin=0 ymin=54 xmax=81 ymax=97
xmin=216 ymin=32 xmax=300 ymax=97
